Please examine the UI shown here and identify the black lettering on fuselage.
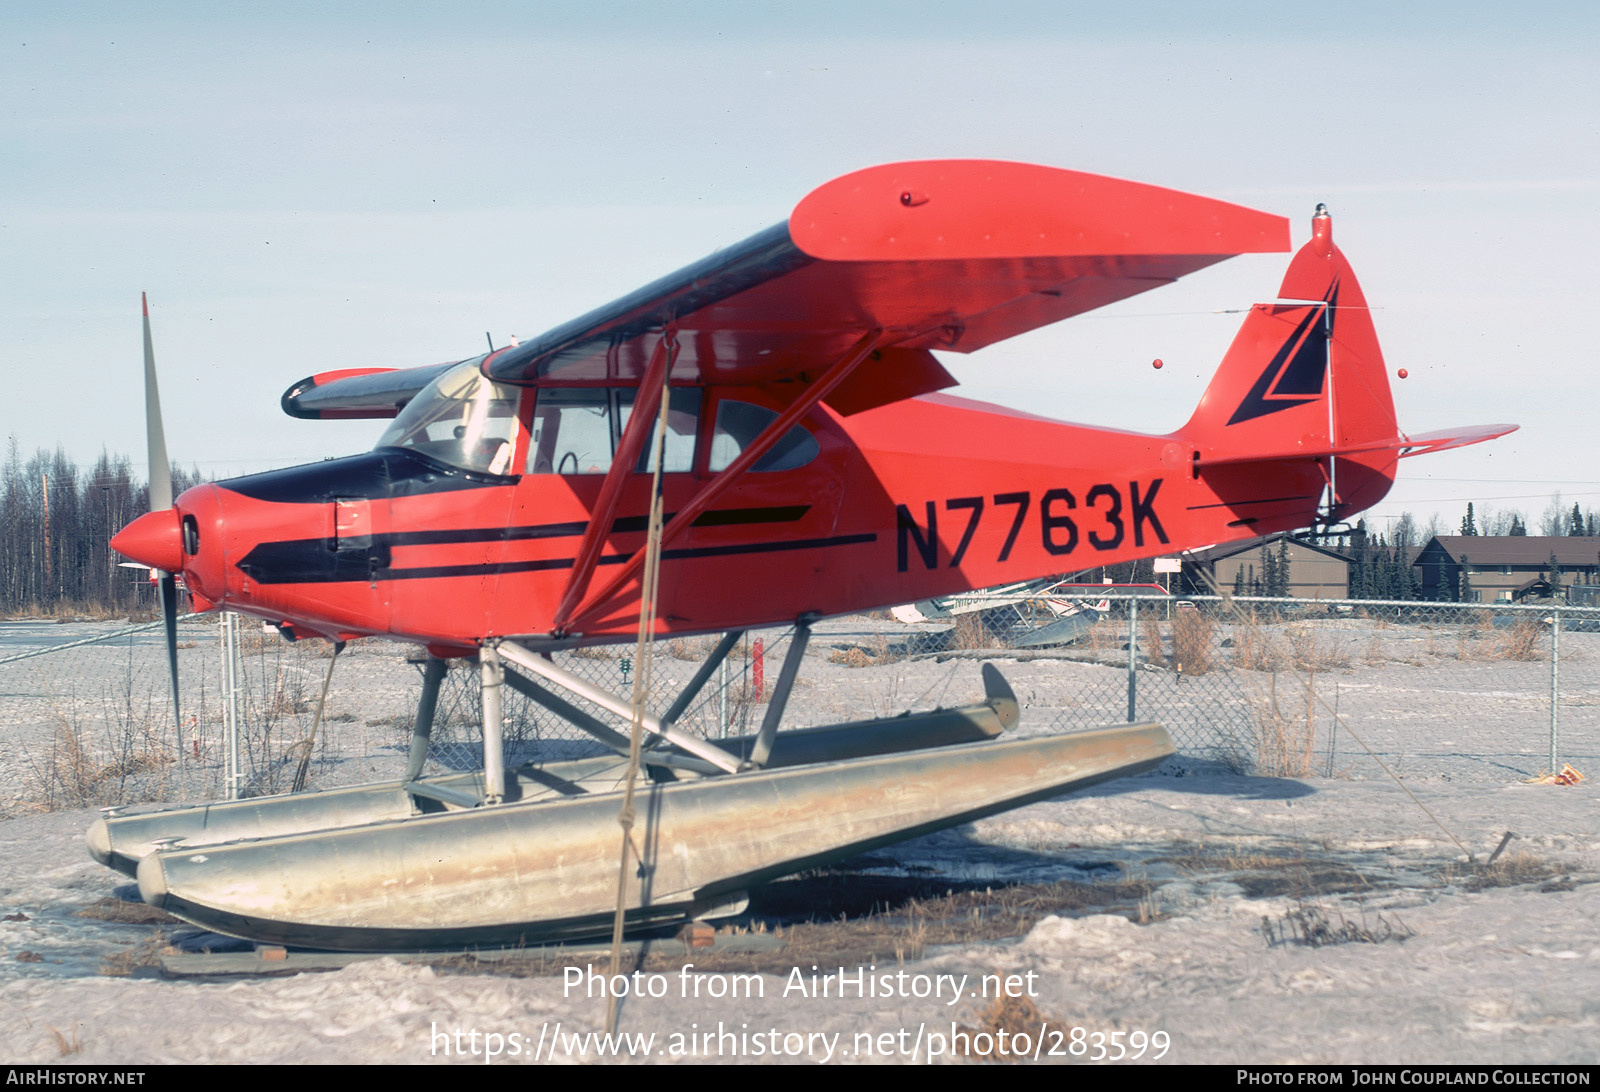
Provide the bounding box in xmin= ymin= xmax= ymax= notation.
xmin=993 ymin=491 xmax=1030 ymax=562
xmin=894 ymin=478 xmax=1165 ymax=570
xmin=1085 ymin=483 xmax=1124 ymax=551
xmin=1040 ymin=488 xmax=1078 ymax=555
xmin=946 ymin=497 xmax=984 ymax=567
xmin=897 ymin=502 xmax=938 ymax=572
xmin=1130 ymin=479 xmax=1169 ymax=547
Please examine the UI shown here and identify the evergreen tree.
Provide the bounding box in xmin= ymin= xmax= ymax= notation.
xmin=1571 ymin=503 xmax=1585 ymax=536
xmin=1232 ymin=566 xmax=1245 ymax=596
xmin=1350 ymin=520 xmax=1371 ymax=599
xmin=1275 ymin=537 xmax=1292 ymax=597
xmin=1432 ymin=555 xmax=1454 ymax=601
xmin=1458 ymin=554 xmax=1473 ymax=602
xmin=1460 ymin=503 xmax=1477 ymax=536
xmin=1395 ymin=544 xmax=1417 ymax=600
xmin=1510 ymin=514 xmax=1527 ymax=536
xmin=1376 ymin=543 xmax=1397 ymax=599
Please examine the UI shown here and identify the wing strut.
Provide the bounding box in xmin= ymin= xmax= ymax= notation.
xmin=562 ymin=327 xmax=884 ymax=634
xmin=551 ymin=333 xmax=675 ymax=634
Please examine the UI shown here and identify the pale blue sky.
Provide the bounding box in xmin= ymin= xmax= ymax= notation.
xmin=4 ymin=2 xmax=1596 ymax=534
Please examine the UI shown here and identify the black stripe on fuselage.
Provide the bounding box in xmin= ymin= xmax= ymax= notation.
xmin=374 ymin=533 xmax=878 ymax=582
xmin=236 ymin=506 xmax=828 ymax=585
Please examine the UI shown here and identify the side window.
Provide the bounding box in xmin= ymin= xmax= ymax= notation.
xmin=708 ymin=400 xmax=820 ymax=473
xmin=528 ymin=390 xmax=612 ymax=475
xmin=527 ymin=387 xmax=701 ymax=475
xmin=617 ymin=388 xmax=701 ymax=473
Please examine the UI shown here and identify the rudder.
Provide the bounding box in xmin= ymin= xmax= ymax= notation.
xmin=1181 ymin=209 xmax=1401 ymax=521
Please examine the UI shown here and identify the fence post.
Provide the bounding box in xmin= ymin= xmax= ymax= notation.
xmin=1550 ymin=607 xmax=1560 ymax=771
xmin=1127 ymin=595 xmax=1138 ymax=722
xmin=221 ymin=611 xmax=241 ymax=801
xmin=717 ymin=656 xmax=728 ymax=739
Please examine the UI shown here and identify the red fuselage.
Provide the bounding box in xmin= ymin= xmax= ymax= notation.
xmin=133 ymin=387 xmax=1328 ymax=654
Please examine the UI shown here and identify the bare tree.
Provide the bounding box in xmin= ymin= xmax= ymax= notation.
xmin=1540 ymin=491 xmax=1567 ymax=537
xmin=1390 ymin=511 xmax=1419 ymax=548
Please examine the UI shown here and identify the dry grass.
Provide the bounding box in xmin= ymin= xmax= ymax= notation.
xmin=447 ymin=873 xmax=1156 ymax=980
xmin=1437 ymin=851 xmax=1576 ymax=892
xmin=15 ymin=621 xmax=354 ymax=808
xmin=1496 ymin=618 xmax=1545 ymax=661
xmin=1230 ymin=617 xmax=1284 ymax=671
xmin=5 ymin=600 xmax=136 ymax=623
xmin=1449 ymin=616 xmax=1547 ymax=662
xmin=1261 ymin=900 xmax=1413 ymax=948
xmin=1171 ymin=610 xmax=1216 ymax=675
xmin=827 ymin=633 xmax=904 ymax=668
xmin=77 ymin=896 xmax=183 ymax=925
xmin=1155 ymin=842 xmax=1377 ymax=898
xmin=1363 ymin=636 xmax=1388 ymax=666
xmin=668 ymin=636 xmax=720 ymax=662
xmin=1158 ymin=843 xmax=1299 ymax=872
xmin=1288 ymin=624 xmax=1350 ymax=670
xmin=1085 ymin=618 xmax=1123 ymax=655
xmin=99 ymin=936 xmax=177 ymax=977
xmin=1249 ymin=673 xmax=1317 ymax=778
xmin=1140 ymin=616 xmax=1168 ymax=668
xmin=23 ymin=709 xmax=176 ymax=810
xmin=569 ymin=644 xmax=614 ymax=660
xmin=955 ymin=993 xmax=1068 ymax=1062
xmin=948 ymin=613 xmax=994 ymax=651
xmin=49 ymin=1025 xmax=83 ymax=1056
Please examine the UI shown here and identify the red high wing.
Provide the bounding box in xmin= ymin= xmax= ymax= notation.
xmin=482 ymin=160 xmax=1290 ymax=391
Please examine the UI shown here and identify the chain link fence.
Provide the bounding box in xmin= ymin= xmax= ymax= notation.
xmin=3 ymin=592 xmax=1595 ymax=815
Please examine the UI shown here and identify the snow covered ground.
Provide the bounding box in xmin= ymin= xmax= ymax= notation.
xmin=0 ymin=769 xmax=1594 ymax=1065
xmin=1 ymin=619 xmax=1596 ymax=1065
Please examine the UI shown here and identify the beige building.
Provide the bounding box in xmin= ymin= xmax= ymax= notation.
xmin=1183 ymin=534 xmax=1353 ymax=599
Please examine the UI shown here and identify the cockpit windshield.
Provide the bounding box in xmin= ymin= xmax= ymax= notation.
xmin=374 ymin=356 xmax=522 ymax=475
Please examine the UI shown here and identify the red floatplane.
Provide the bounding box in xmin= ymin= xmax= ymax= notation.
xmin=95 ymin=161 xmax=1512 ymax=949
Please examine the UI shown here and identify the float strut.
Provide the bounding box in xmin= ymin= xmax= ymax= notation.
xmin=481 ymin=642 xmax=505 ymax=804
xmin=660 ymin=630 xmax=745 ymax=726
xmin=747 ymin=615 xmax=814 ymax=769
xmin=497 ymin=639 xmax=741 ymax=773
xmin=402 ymin=658 xmax=448 ymax=784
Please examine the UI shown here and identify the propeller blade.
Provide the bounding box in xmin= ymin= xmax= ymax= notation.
xmin=142 ymin=292 xmax=172 ymax=513
xmin=144 ymin=294 xmax=181 ymax=754
xmin=160 ymin=572 xmax=182 ymax=756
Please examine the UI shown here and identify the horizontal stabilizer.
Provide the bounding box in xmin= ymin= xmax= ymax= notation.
xmin=1397 ymin=424 xmax=1519 ymax=458
xmin=1199 ymin=422 xmax=1517 ymax=468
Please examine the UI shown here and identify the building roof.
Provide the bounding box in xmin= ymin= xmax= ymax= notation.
xmin=1418 ymin=535 xmax=1600 ymax=566
xmin=1186 ymin=532 xmax=1354 ymax=566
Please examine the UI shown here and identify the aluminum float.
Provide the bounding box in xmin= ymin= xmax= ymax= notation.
xmin=133 ymin=720 xmax=1173 ymax=951
xmin=89 ymin=661 xmax=1023 ymax=880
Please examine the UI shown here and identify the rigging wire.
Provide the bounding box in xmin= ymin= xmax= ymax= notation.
xmin=606 ymin=334 xmax=676 ymax=1036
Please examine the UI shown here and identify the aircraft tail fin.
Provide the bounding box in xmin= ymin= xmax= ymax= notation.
xmin=1179 ymin=209 xmax=1512 ymax=523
